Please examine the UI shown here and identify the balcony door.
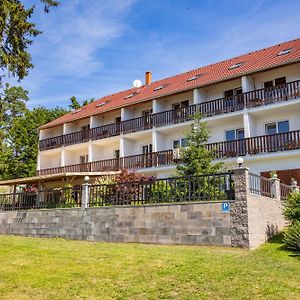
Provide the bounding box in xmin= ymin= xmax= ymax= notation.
xmin=265 ymin=120 xmax=290 ymax=152
xmin=115 ymin=116 xmax=121 ymax=134
xmin=142 ymin=109 xmax=153 ymax=128
xmin=81 ymin=125 xmax=90 ymax=141
xmin=79 ymin=155 xmax=89 ymax=172
xmin=142 ymin=144 xmax=153 ymax=167
xmin=225 ymin=128 xmax=245 ymax=156
xmin=264 ymin=76 xmax=287 ymax=103
xmin=172 ymin=100 xmax=189 ymax=123
xmin=224 ymin=87 xmax=243 ymax=111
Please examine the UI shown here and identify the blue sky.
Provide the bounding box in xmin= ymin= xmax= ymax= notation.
xmin=21 ymin=0 xmax=299 ymax=108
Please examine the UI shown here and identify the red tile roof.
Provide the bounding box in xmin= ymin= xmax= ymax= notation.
xmin=40 ymin=38 xmax=300 ymax=130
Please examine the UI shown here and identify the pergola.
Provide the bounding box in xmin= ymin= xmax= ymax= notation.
xmin=0 ymin=171 xmax=118 ymax=193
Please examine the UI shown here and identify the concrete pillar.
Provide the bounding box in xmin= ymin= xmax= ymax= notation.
xmin=193 ymin=88 xmax=206 ymax=104
xmin=37 ymin=152 xmax=41 ymax=170
xmin=81 ymin=180 xmax=90 ymax=209
xmin=88 ymin=142 xmax=93 ymax=162
xmin=120 ymin=135 xmax=125 ymax=157
xmin=152 ymin=128 xmax=158 ymax=152
xmin=241 ymin=76 xmax=254 ymax=93
xmin=243 ymin=112 xmax=255 ymax=138
xmin=61 ymin=148 xmax=65 ymax=167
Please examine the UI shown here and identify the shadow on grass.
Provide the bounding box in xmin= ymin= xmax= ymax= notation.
xmin=268 ymin=233 xmax=300 ymax=258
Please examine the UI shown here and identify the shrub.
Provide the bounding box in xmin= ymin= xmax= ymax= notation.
xmin=283 ymin=221 xmax=300 ymax=252
xmin=283 ymin=191 xmax=300 ymax=223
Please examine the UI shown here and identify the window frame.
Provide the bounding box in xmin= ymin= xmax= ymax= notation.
xmin=264 ymin=120 xmax=290 ymax=135
xmin=225 ymin=128 xmax=245 ymax=141
xmin=172 ymin=138 xmax=188 ymax=149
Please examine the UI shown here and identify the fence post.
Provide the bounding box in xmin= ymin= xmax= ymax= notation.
xmin=230 ymin=167 xmax=250 ymax=248
xmin=233 ymin=167 xmax=249 ymax=201
xmin=81 ymin=176 xmax=90 ymax=209
xmin=270 ymin=178 xmax=281 ymax=200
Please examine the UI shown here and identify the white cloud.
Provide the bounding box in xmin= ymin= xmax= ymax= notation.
xmin=30 ymin=0 xmax=137 ymax=78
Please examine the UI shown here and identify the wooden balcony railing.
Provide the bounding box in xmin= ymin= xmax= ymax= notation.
xmin=37 ymin=149 xmax=175 ymax=176
xmin=37 ymin=130 xmax=300 ymax=176
xmin=39 ymin=80 xmax=300 ymax=151
xmin=207 ymin=130 xmax=300 ymax=159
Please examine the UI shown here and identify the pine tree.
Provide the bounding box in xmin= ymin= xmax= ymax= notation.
xmin=177 ymin=114 xmax=223 ymax=176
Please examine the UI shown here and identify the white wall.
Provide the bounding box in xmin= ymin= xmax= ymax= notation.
xmin=252 ymin=64 xmax=300 ymax=89
xmin=40 ymin=126 xmax=63 ymax=140
xmin=203 ymin=78 xmax=241 ymax=101
xmin=155 ymin=90 xmax=193 ymax=111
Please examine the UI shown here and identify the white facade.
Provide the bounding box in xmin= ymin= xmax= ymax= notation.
xmin=37 ymin=63 xmax=300 ymax=182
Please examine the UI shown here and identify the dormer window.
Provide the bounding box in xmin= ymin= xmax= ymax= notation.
xmin=277 ymin=48 xmax=293 ymax=56
xmin=153 ymin=85 xmax=164 ymax=91
xmin=96 ymin=101 xmax=108 ymax=108
xmin=187 ymin=73 xmax=204 ymax=82
xmin=123 ymin=93 xmax=135 ymax=99
xmin=228 ymin=62 xmax=244 ymax=70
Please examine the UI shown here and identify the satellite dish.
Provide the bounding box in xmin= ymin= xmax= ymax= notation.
xmin=133 ymin=79 xmax=142 ymax=88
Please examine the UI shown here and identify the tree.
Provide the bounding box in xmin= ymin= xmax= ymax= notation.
xmin=0 ymin=84 xmax=28 ymax=141
xmin=177 ymin=114 xmax=223 ymax=177
xmin=0 ymin=0 xmax=59 ymax=81
xmin=283 ymin=191 xmax=300 ymax=252
xmin=1 ymin=106 xmax=67 ymax=180
xmin=69 ymin=96 xmax=95 ymax=110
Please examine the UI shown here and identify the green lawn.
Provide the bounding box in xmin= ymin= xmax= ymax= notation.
xmin=0 ymin=235 xmax=299 ymax=300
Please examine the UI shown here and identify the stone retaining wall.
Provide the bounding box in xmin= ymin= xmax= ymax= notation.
xmin=0 ymin=168 xmax=287 ymax=249
xmin=0 ymin=202 xmax=233 ymax=246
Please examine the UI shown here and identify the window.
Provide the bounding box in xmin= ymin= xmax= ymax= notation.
xmin=153 ymin=85 xmax=164 ymax=91
xmin=228 ymin=62 xmax=244 ymax=70
xmin=186 ymin=73 xmax=204 ymax=82
xmin=277 ymin=48 xmax=293 ymax=56
xmin=114 ymin=150 xmax=120 ymax=158
xmin=173 ymin=138 xmax=188 ymax=149
xmin=224 ymin=87 xmax=242 ymax=98
xmin=142 ymin=144 xmax=152 ymax=154
xmin=172 ymin=100 xmax=189 ymax=110
xmin=264 ymin=77 xmax=286 ymax=88
xmin=275 ymin=77 xmax=286 ymax=86
xmin=265 ymin=120 xmax=289 ymax=135
xmin=79 ymin=155 xmax=88 ymax=164
xmin=81 ymin=125 xmax=90 ymax=131
xmin=96 ymin=101 xmax=108 ymax=107
xmin=225 ymin=128 xmax=244 ymax=141
xmin=142 ymin=109 xmax=153 ymax=117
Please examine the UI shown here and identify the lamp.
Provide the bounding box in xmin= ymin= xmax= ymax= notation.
xmin=84 ymin=176 xmax=90 ymax=182
xmin=236 ymin=157 xmax=244 ymax=168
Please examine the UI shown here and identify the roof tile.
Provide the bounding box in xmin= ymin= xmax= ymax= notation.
xmin=40 ymin=38 xmax=300 ymax=130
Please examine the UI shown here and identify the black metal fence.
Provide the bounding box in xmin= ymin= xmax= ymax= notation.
xmin=89 ymin=172 xmax=235 ymax=207
xmin=249 ymin=173 xmax=273 ymax=198
xmin=0 ymin=187 xmax=82 ymax=211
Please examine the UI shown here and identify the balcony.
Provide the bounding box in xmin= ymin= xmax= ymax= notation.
xmin=37 ymin=150 xmax=175 ymax=176
xmin=39 ymin=80 xmax=300 ymax=151
xmin=37 ymin=130 xmax=300 ymax=176
xmin=207 ymin=130 xmax=300 ymax=158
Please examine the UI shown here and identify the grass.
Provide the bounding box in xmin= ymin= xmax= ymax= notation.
xmin=0 ymin=235 xmax=299 ymax=300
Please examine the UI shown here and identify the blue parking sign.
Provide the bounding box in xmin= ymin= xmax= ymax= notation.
xmin=222 ymin=202 xmax=230 ymax=212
